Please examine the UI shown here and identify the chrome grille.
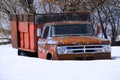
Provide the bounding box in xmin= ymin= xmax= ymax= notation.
xmin=66 ymin=45 xmax=103 ymax=54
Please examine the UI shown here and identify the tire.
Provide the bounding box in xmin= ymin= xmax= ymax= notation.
xmin=18 ymin=50 xmax=28 ymax=56
xmin=46 ymin=53 xmax=52 ymax=60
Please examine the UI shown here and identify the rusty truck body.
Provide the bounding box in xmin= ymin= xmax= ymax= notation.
xmin=10 ymin=12 xmax=111 ymax=60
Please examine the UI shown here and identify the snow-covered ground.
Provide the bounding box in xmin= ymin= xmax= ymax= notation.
xmin=0 ymin=45 xmax=120 ymax=80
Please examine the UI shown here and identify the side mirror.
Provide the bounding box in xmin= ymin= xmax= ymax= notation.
xmin=37 ymin=28 xmax=41 ymax=37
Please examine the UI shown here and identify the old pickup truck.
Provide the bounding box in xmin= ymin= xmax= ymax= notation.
xmin=10 ymin=12 xmax=111 ymax=60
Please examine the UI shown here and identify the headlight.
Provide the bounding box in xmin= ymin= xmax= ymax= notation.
xmin=57 ymin=46 xmax=67 ymax=54
xmin=102 ymin=45 xmax=111 ymax=52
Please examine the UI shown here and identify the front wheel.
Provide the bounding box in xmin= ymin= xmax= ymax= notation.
xmin=46 ymin=53 xmax=53 ymax=60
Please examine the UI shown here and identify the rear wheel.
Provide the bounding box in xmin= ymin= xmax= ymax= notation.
xmin=18 ymin=50 xmax=28 ymax=56
xmin=18 ymin=50 xmax=38 ymax=57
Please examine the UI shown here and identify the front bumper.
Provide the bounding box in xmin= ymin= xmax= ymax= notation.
xmin=57 ymin=53 xmax=111 ymax=60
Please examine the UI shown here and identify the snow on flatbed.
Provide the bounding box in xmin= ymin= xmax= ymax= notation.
xmin=0 ymin=45 xmax=120 ymax=80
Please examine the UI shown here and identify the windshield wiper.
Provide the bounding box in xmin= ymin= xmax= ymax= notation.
xmin=53 ymin=34 xmax=81 ymax=37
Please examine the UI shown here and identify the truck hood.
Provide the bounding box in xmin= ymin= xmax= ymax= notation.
xmin=50 ymin=36 xmax=110 ymax=45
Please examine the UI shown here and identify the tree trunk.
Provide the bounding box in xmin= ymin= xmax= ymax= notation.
xmin=97 ymin=9 xmax=108 ymax=39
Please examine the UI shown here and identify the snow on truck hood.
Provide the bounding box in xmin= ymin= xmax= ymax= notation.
xmin=47 ymin=36 xmax=110 ymax=45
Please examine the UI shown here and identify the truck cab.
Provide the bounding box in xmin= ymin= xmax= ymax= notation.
xmin=37 ymin=21 xmax=111 ymax=60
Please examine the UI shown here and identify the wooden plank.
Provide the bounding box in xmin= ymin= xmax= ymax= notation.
xmin=29 ymin=22 xmax=35 ymax=50
xmin=20 ymin=32 xmax=24 ymax=48
xmin=24 ymin=32 xmax=29 ymax=49
xmin=11 ymin=20 xmax=19 ymax=48
xmin=18 ymin=22 xmax=28 ymax=32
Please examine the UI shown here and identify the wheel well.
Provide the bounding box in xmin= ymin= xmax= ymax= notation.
xmin=46 ymin=53 xmax=52 ymax=60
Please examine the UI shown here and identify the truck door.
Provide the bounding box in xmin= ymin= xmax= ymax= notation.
xmin=38 ymin=26 xmax=50 ymax=59
xmin=38 ymin=26 xmax=50 ymax=46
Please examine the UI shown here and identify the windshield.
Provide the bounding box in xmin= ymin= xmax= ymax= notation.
xmin=52 ymin=24 xmax=94 ymax=37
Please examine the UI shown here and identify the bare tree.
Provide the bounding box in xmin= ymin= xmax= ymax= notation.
xmin=0 ymin=0 xmax=119 ymax=44
xmin=0 ymin=0 xmax=35 ymax=44
xmin=92 ymin=0 xmax=120 ymax=43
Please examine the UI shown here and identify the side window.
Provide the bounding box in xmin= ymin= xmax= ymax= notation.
xmin=42 ymin=26 xmax=49 ymax=39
